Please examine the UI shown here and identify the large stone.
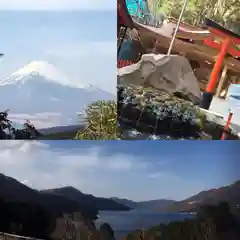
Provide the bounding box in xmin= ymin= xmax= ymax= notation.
xmin=117 ymin=84 xmax=239 ymax=140
xmin=117 ymin=54 xmax=201 ymax=104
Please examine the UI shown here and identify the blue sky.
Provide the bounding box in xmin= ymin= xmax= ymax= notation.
xmin=0 ymin=2 xmax=115 ymax=93
xmin=0 ymin=0 xmax=115 ymax=10
xmin=0 ymin=141 xmax=239 ymax=201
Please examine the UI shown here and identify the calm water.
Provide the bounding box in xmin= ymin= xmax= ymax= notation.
xmin=95 ymin=210 xmax=193 ymax=239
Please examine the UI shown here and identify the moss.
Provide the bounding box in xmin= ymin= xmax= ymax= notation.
xmin=118 ymin=84 xmax=238 ymax=140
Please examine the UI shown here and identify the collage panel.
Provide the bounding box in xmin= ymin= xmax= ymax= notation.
xmin=0 ymin=2 xmax=116 ymax=140
xmin=0 ymin=3 xmax=240 ymax=240
xmin=0 ymin=140 xmax=240 ymax=240
xmin=117 ymin=0 xmax=240 ymax=140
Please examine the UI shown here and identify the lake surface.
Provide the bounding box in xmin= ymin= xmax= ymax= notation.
xmin=95 ymin=210 xmax=193 ymax=239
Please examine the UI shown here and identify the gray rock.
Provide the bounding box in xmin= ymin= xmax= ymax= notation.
xmin=117 ymin=54 xmax=201 ymax=104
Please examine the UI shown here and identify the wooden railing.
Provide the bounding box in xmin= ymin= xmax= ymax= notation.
xmin=0 ymin=232 xmax=44 ymax=240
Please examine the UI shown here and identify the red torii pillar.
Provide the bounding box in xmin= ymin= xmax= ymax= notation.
xmin=200 ymin=19 xmax=240 ymax=110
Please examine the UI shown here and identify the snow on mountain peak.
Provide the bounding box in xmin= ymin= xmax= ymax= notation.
xmin=13 ymin=61 xmax=59 ymax=76
xmin=0 ymin=60 xmax=85 ymax=88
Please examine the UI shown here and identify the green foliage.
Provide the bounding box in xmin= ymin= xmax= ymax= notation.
xmin=75 ymin=100 xmax=118 ymax=140
xmin=151 ymin=0 xmax=240 ymax=32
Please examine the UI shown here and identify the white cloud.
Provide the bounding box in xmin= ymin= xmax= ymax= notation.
xmin=9 ymin=112 xmax=73 ymax=128
xmin=0 ymin=0 xmax=115 ymax=10
xmin=147 ymin=172 xmax=164 ymax=179
xmin=0 ymin=141 xmax=141 ymax=196
xmin=107 ymin=157 xmax=132 ymax=170
xmin=147 ymin=172 xmax=180 ymax=180
xmin=0 ymin=142 xmax=211 ymax=201
xmin=21 ymin=179 xmax=33 ymax=187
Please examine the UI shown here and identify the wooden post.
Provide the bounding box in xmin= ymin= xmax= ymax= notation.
xmin=200 ymin=37 xmax=231 ymax=109
xmin=206 ymin=38 xmax=231 ymax=93
xmin=215 ymin=65 xmax=228 ymax=97
xmin=233 ymin=76 xmax=238 ymax=84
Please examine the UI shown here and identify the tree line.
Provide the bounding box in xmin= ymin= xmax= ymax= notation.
xmin=148 ymin=0 xmax=239 ymax=32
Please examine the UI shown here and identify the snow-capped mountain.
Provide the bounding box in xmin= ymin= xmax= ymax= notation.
xmin=0 ymin=61 xmax=79 ymax=87
xmin=0 ymin=61 xmax=115 ymax=128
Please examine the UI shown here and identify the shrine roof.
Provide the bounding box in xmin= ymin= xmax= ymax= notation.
xmin=205 ymin=18 xmax=240 ymax=41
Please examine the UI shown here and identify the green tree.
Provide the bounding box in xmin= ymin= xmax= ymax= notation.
xmin=75 ymin=100 xmax=117 ymax=140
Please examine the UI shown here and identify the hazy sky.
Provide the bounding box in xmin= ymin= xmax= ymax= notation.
xmin=0 ymin=8 xmax=115 ymax=94
xmin=0 ymin=141 xmax=239 ymax=201
xmin=0 ymin=0 xmax=115 ymax=10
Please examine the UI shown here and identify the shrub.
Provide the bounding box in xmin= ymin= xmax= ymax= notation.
xmin=75 ymin=100 xmax=118 ymax=140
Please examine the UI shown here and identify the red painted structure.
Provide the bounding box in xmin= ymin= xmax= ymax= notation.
xmin=200 ymin=19 xmax=240 ymax=109
xmin=118 ymin=59 xmax=137 ymax=68
xmin=204 ymin=19 xmax=240 ymax=93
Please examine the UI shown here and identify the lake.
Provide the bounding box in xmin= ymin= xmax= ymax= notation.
xmin=95 ymin=210 xmax=193 ymax=239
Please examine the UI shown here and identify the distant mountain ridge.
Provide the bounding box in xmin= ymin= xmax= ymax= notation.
xmin=165 ymin=180 xmax=240 ymax=214
xmin=41 ymin=187 xmax=131 ymax=211
xmin=111 ymin=197 xmax=176 ymax=210
xmin=112 ymin=180 xmax=240 ymax=213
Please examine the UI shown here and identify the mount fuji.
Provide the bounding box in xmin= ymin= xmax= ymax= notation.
xmin=0 ymin=61 xmax=115 ymax=129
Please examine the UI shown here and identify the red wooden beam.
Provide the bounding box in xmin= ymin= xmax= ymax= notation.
xmin=209 ymin=27 xmax=240 ymax=44
xmin=204 ymin=38 xmax=240 ymax=57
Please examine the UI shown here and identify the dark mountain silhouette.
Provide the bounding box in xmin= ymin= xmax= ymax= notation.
xmin=38 ymin=124 xmax=84 ymax=135
xmin=0 ymin=173 xmax=98 ymax=219
xmin=165 ymin=180 xmax=240 ymax=214
xmin=41 ymin=187 xmax=131 ymax=211
xmin=110 ymin=197 xmax=176 ymax=210
xmin=0 ymin=173 xmax=130 ymax=221
xmin=37 ymin=124 xmax=85 ymax=140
